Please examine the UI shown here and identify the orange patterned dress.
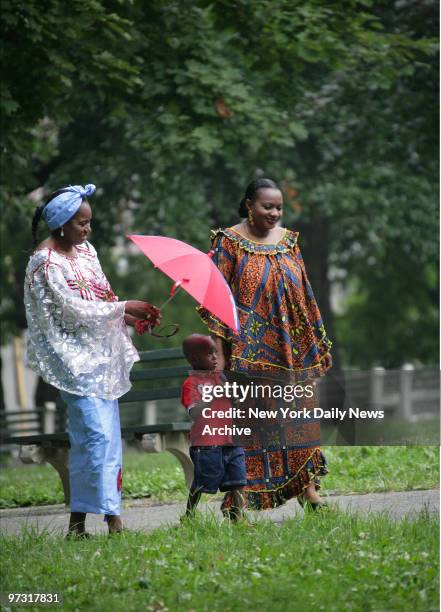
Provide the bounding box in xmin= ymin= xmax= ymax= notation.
xmin=199 ymin=227 xmax=332 ymax=510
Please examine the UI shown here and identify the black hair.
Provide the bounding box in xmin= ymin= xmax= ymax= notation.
xmin=31 ymin=188 xmax=74 ymax=247
xmin=238 ymin=178 xmax=279 ymax=217
xmin=182 ymin=334 xmax=212 ymax=363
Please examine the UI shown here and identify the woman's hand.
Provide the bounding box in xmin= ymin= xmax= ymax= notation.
xmin=124 ymin=313 xmax=138 ymax=327
xmin=323 ymin=353 xmax=333 ymax=371
xmin=125 ymin=301 xmax=162 ymax=327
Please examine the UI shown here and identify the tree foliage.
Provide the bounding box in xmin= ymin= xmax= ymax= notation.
xmin=1 ymin=0 xmax=438 ymax=367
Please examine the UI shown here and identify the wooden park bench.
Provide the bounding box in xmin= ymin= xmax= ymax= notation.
xmin=3 ymin=348 xmax=193 ymax=505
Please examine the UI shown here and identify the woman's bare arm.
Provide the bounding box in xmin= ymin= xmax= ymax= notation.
xmin=124 ymin=313 xmax=138 ymax=327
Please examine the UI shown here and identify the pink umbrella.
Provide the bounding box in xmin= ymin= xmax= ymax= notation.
xmin=127 ymin=235 xmax=240 ymax=332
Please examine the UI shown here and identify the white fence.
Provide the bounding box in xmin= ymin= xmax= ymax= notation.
xmin=321 ymin=365 xmax=439 ymax=423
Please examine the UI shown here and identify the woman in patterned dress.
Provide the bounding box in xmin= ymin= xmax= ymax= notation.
xmin=25 ymin=184 xmax=160 ymax=536
xmin=199 ymin=178 xmax=332 ymax=511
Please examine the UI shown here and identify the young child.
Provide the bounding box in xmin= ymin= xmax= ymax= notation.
xmin=181 ymin=334 xmax=246 ymax=521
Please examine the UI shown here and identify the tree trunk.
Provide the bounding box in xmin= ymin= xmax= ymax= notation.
xmin=295 ymin=216 xmax=349 ymax=429
xmin=295 ymin=216 xmax=340 ymax=370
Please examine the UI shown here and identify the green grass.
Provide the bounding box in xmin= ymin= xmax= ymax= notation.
xmin=0 ymin=446 xmax=438 ymax=509
xmin=0 ymin=511 xmax=438 ymax=611
xmin=324 ymin=446 xmax=439 ymax=494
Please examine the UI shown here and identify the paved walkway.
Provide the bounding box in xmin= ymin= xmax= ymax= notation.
xmin=0 ymin=489 xmax=438 ymax=536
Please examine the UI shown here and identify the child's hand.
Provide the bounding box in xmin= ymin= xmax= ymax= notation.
xmin=323 ymin=353 xmax=333 ymax=371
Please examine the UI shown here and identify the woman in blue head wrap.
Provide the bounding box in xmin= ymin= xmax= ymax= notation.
xmin=25 ymin=184 xmax=161 ymax=537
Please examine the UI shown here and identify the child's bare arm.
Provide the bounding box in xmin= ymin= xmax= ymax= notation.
xmin=188 ymin=401 xmax=207 ymax=420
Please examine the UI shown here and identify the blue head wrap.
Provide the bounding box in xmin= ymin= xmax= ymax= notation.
xmin=42 ymin=184 xmax=96 ymax=230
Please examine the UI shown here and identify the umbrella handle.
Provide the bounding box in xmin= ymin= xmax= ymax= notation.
xmin=149 ymin=281 xmax=183 ymax=339
xmin=158 ymin=292 xmax=177 ymax=310
xmin=158 ymin=279 xmax=187 ymax=310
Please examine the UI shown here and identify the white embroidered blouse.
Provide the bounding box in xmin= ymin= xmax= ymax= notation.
xmin=24 ymin=241 xmax=139 ymax=400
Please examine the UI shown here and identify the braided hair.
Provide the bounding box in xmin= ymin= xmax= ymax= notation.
xmin=238 ymin=178 xmax=279 ymax=217
xmin=31 ymin=188 xmax=70 ymax=247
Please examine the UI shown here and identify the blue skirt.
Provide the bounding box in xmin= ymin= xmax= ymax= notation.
xmin=60 ymin=391 xmax=122 ymax=515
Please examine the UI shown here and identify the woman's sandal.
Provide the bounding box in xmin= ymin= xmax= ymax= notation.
xmin=297 ymin=492 xmax=329 ymax=512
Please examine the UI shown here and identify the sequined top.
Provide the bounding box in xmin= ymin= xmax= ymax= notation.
xmin=198 ymin=228 xmax=332 ymax=375
xmin=24 ymin=241 xmax=139 ymax=400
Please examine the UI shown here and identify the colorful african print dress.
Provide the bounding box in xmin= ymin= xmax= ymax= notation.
xmin=199 ymin=227 xmax=332 ymax=510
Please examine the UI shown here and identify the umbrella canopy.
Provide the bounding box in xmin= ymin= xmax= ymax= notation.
xmin=127 ymin=235 xmax=240 ymax=332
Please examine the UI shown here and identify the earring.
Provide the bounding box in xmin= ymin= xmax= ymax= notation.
xmin=60 ymin=227 xmax=64 ymax=237
xmin=247 ymin=207 xmax=254 ymax=227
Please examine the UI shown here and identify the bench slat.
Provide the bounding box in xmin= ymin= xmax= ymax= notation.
xmin=0 ymin=410 xmax=42 ymax=417
xmin=130 ymin=365 xmax=188 ymax=382
xmin=123 ymin=423 xmax=191 ymax=435
xmin=120 ymin=386 xmax=182 ymax=403
xmin=1 ymin=417 xmax=41 ymax=424
xmin=6 ymin=433 xmax=69 ymax=444
xmin=137 ymin=348 xmax=184 ymax=362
